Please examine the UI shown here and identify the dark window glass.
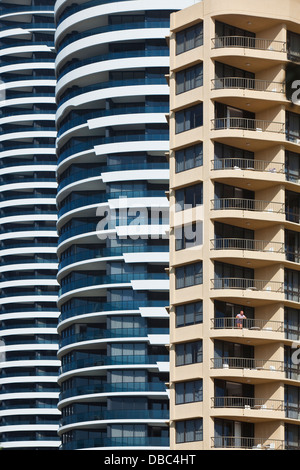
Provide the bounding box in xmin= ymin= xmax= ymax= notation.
xmin=175 ymin=262 xmax=203 ymax=289
xmin=176 ymin=23 xmax=203 ymax=55
xmin=176 ymin=419 xmax=203 ymax=443
xmin=176 ymin=63 xmax=203 ymax=94
xmin=175 ymin=380 xmax=203 ymax=404
xmin=176 ymin=301 xmax=203 ymax=327
xmin=175 ymin=143 xmax=203 ymax=172
xmin=175 ymin=104 xmax=203 ymax=134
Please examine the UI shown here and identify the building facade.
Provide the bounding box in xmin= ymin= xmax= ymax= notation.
xmin=169 ymin=0 xmax=300 ymax=450
xmin=0 ymin=0 xmax=60 ymax=449
xmin=54 ymin=0 xmax=196 ymax=450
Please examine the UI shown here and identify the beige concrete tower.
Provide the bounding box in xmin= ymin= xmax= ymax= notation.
xmin=168 ymin=0 xmax=300 ymax=450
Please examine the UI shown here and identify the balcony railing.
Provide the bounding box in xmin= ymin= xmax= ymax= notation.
xmin=211 ymin=36 xmax=286 ymax=52
xmin=211 ymin=356 xmax=284 ymax=372
xmin=211 ymin=317 xmax=284 ymax=332
xmin=211 ymin=77 xmax=285 ymax=93
xmin=211 ymin=158 xmax=284 ymax=173
xmin=211 ymin=198 xmax=285 ymax=213
xmin=211 ymin=396 xmax=284 ymax=411
xmin=211 ymin=117 xmax=285 ymax=134
xmin=211 ymin=436 xmax=284 ymax=450
xmin=210 ymin=238 xmax=284 ymax=253
xmin=211 ymin=278 xmax=284 ymax=293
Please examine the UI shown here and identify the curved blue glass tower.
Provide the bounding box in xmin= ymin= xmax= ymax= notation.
xmin=0 ymin=0 xmax=60 ymax=450
xmin=55 ymin=0 xmax=195 ymax=450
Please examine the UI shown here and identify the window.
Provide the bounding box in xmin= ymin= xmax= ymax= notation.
xmin=214 ymin=261 xmax=254 ymax=289
xmin=175 ymin=183 xmax=203 ymax=211
xmin=285 ymin=385 xmax=300 ymax=419
xmin=176 ymin=63 xmax=203 ymax=94
xmin=215 ymin=61 xmax=255 ymax=83
xmin=175 ymin=340 xmax=202 ymax=366
xmin=175 ymin=223 xmax=203 ymax=251
xmin=286 ymin=111 xmax=300 ymax=143
xmin=175 ymin=104 xmax=203 ymax=134
xmin=284 ymin=307 xmax=300 ymax=341
xmin=175 ymin=380 xmax=203 ymax=404
xmin=214 ymin=142 xmax=254 ymax=170
xmin=285 ymin=229 xmax=300 ymax=263
xmin=175 ymin=262 xmax=203 ymax=289
xmin=176 ymin=23 xmax=203 ymax=55
xmin=285 ymin=150 xmax=300 ymax=183
xmin=109 ymin=370 xmax=146 ymax=384
xmin=285 ymin=345 xmax=300 ymax=380
xmin=285 ymin=190 xmax=300 ymax=223
xmin=285 ymin=269 xmax=300 ymax=303
xmin=110 ymin=424 xmax=146 ymax=439
xmin=176 ymin=419 xmax=203 ymax=443
xmin=285 ymin=423 xmax=300 ymax=450
xmin=109 ymin=343 xmax=146 ymax=356
xmin=176 ymin=301 xmax=203 ymax=327
xmin=175 ymin=143 xmax=203 ymax=173
xmin=214 ymin=20 xmax=255 ymax=48
xmin=287 ymin=31 xmax=300 ymax=62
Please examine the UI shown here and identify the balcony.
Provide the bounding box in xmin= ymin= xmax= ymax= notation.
xmin=211 ymin=117 xmax=285 ymax=134
xmin=211 ymin=158 xmax=284 ymax=173
xmin=211 ymin=198 xmax=284 ymax=214
xmin=211 ymin=36 xmax=286 ymax=53
xmin=211 ymin=77 xmax=285 ymax=94
xmin=59 ymin=381 xmax=167 ymax=401
xmin=210 ymin=238 xmax=284 ymax=253
xmin=211 ymin=396 xmax=284 ymax=411
xmin=211 ymin=356 xmax=284 ymax=372
xmin=211 ymin=278 xmax=284 ymax=293
xmin=60 ymin=436 xmax=169 ymax=450
xmin=211 ymin=436 xmax=284 ymax=450
xmin=211 ymin=317 xmax=284 ymax=332
xmin=60 ymin=409 xmax=169 ymax=427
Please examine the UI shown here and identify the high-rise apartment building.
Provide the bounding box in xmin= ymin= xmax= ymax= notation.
xmin=168 ymin=0 xmax=300 ymax=450
xmin=0 ymin=0 xmax=60 ymax=449
xmin=54 ymin=0 xmax=196 ymax=450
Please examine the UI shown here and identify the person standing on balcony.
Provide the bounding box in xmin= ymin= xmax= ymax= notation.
xmin=236 ymin=310 xmax=247 ymax=329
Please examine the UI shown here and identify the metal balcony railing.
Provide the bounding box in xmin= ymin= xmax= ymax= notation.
xmin=210 ymin=278 xmax=284 ymax=293
xmin=211 ymin=396 xmax=284 ymax=411
xmin=210 ymin=238 xmax=284 ymax=253
xmin=211 ymin=35 xmax=286 ymax=52
xmin=211 ymin=117 xmax=285 ymax=133
xmin=211 ymin=436 xmax=284 ymax=450
xmin=211 ymin=198 xmax=285 ymax=213
xmin=211 ymin=158 xmax=284 ymax=173
xmin=211 ymin=77 xmax=285 ymax=93
xmin=211 ymin=356 xmax=284 ymax=372
xmin=211 ymin=317 xmax=284 ymax=332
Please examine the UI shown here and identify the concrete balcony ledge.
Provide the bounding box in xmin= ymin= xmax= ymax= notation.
xmin=211 ymin=436 xmax=284 ymax=450
xmin=210 ymin=278 xmax=284 ymax=293
xmin=211 ymin=317 xmax=283 ymax=332
xmin=210 ymin=238 xmax=284 ymax=253
xmin=211 ymin=158 xmax=284 ymax=173
xmin=211 ymin=396 xmax=284 ymax=412
xmin=211 ymin=118 xmax=285 ymax=134
xmin=211 ymin=77 xmax=285 ymax=94
xmin=211 ymin=36 xmax=286 ymax=53
xmin=210 ymin=357 xmax=285 ymax=382
xmin=211 ymin=198 xmax=284 ymax=213
xmin=211 ymin=357 xmax=284 ymax=371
